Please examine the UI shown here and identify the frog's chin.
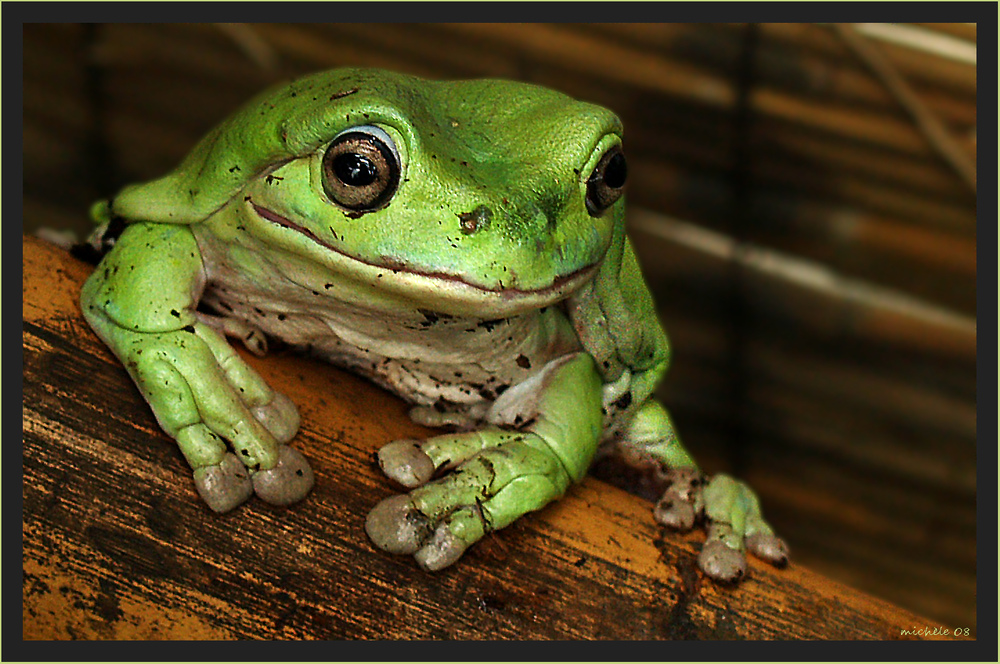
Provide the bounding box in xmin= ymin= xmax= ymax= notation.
xmin=250 ymin=201 xmax=599 ymax=313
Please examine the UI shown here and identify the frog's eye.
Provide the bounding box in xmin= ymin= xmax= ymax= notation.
xmin=322 ymin=125 xmax=401 ymax=212
xmin=585 ymin=144 xmax=627 ymax=216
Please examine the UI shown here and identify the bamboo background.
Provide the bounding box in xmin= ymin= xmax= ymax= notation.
xmin=22 ymin=23 xmax=978 ymax=632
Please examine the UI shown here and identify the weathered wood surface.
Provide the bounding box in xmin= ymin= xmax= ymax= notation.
xmin=22 ymin=234 xmax=960 ymax=641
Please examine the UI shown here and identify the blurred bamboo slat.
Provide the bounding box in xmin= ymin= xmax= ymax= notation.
xmin=622 ymin=105 xmax=975 ymax=232
xmin=630 ymin=209 xmax=975 ymax=360
xmin=585 ymin=23 xmax=976 ymax=129
xmin=914 ymin=22 xmax=977 ymax=43
xmin=853 ymin=23 xmax=977 ymax=66
xmin=734 ymin=23 xmax=977 ymax=98
xmin=627 ymin=162 xmax=975 ymax=313
xmin=750 ymin=120 xmax=973 ymax=210
xmin=831 ymin=23 xmax=976 ymax=193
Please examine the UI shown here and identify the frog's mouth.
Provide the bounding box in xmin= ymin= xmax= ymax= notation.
xmin=250 ymin=201 xmax=600 ymax=300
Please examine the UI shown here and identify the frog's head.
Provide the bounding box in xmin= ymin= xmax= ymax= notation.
xmin=111 ymin=68 xmax=627 ymax=315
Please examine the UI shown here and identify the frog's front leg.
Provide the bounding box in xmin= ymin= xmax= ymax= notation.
xmin=620 ymin=401 xmax=790 ymax=581
xmin=80 ymin=222 xmax=314 ymax=512
xmin=366 ymin=352 xmax=603 ymax=570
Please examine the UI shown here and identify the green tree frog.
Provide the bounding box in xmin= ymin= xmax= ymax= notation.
xmin=80 ymin=68 xmax=788 ymax=581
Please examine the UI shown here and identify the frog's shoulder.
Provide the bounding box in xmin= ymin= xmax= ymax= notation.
xmin=106 ymin=68 xmax=422 ymax=227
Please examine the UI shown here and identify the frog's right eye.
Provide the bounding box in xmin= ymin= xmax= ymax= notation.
xmin=322 ymin=125 xmax=401 ymax=212
xmin=585 ymin=144 xmax=627 ymax=217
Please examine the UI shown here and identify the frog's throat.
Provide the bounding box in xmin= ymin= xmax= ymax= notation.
xmin=250 ymin=202 xmax=599 ymax=297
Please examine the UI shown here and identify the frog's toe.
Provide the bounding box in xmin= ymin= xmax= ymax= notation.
xmin=415 ymin=520 xmax=470 ymax=571
xmin=193 ymin=453 xmax=254 ymax=513
xmin=377 ymin=439 xmax=436 ymax=488
xmin=252 ymin=445 xmax=315 ymax=506
xmin=654 ymin=496 xmax=697 ymax=530
xmin=252 ymin=391 xmax=300 ymax=444
xmin=747 ymin=532 xmax=790 ymax=567
xmin=698 ymin=539 xmax=748 ymax=582
xmin=365 ymin=494 xmax=433 ymax=555
xmin=652 ymin=467 xmax=704 ymax=530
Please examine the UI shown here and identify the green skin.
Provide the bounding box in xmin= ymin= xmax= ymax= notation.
xmin=81 ymin=68 xmax=788 ymax=581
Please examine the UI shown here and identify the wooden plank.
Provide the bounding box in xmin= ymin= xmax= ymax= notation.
xmin=22 ymin=235 xmax=966 ymax=641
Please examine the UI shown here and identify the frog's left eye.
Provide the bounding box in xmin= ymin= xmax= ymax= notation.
xmin=322 ymin=125 xmax=401 ymax=212
xmin=585 ymin=144 xmax=627 ymax=216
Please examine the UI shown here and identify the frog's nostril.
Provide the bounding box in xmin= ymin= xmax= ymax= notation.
xmin=457 ymin=205 xmax=493 ymax=235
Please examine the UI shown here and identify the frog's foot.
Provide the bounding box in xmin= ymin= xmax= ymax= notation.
xmin=193 ymin=452 xmax=254 ymax=513
xmin=117 ymin=320 xmax=310 ymax=512
xmin=192 ymin=444 xmax=313 ymax=513
xmin=655 ymin=471 xmax=789 ymax=582
xmin=251 ymin=444 xmax=315 ymax=506
xmin=366 ymin=429 xmax=571 ymax=570
xmin=252 ymin=391 xmax=300 ymax=445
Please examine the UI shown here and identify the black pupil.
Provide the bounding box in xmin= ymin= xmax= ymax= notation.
xmin=334 ymin=153 xmax=378 ymax=186
xmin=603 ymin=152 xmax=627 ymax=189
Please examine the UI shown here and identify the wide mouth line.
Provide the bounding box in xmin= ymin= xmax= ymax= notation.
xmin=249 ymin=201 xmax=596 ymax=296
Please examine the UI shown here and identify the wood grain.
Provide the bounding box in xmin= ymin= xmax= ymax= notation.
xmin=21 ymin=235 xmax=967 ymax=642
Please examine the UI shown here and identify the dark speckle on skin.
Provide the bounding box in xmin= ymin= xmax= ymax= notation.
xmin=612 ymin=391 xmax=632 ymax=410
xmin=418 ymin=309 xmax=440 ymax=328
xmin=330 ymin=86 xmax=360 ymax=101
xmin=515 ymin=354 xmax=531 ymax=369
